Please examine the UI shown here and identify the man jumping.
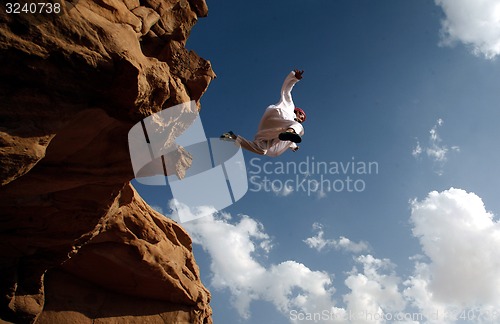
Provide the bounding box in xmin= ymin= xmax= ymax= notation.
xmin=221 ymin=69 xmax=306 ymax=157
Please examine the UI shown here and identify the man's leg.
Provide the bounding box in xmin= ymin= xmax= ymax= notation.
xmin=265 ymin=140 xmax=293 ymax=157
xmin=235 ymin=136 xmax=267 ymax=155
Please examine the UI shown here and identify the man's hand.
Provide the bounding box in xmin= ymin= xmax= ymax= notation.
xmin=294 ymin=69 xmax=304 ymax=80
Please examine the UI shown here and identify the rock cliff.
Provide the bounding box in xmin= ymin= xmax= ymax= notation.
xmin=0 ymin=0 xmax=215 ymax=323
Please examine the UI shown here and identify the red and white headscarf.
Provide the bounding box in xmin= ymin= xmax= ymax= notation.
xmin=294 ymin=107 xmax=306 ymax=122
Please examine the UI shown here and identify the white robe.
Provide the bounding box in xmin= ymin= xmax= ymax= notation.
xmin=236 ymin=71 xmax=304 ymax=157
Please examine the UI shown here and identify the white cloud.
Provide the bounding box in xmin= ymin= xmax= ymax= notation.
xmin=316 ymin=188 xmax=328 ymax=199
xmin=150 ymin=205 xmax=164 ymax=215
xmin=337 ymin=188 xmax=500 ymax=323
xmin=427 ymin=118 xmax=447 ymax=162
xmin=169 ymin=188 xmax=500 ymax=323
xmin=411 ymin=141 xmax=422 ymax=158
xmin=276 ymin=182 xmax=294 ymax=197
xmin=174 ymin=205 xmax=337 ymax=320
xmin=412 ymin=118 xmax=459 ymax=175
xmin=436 ymin=0 xmax=500 ymax=59
xmin=404 ymin=188 xmax=500 ymax=323
xmin=343 ymin=255 xmax=408 ymax=324
xmin=304 ymin=223 xmax=370 ymax=254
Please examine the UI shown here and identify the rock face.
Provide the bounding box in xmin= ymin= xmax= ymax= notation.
xmin=38 ymin=184 xmax=211 ymax=324
xmin=0 ymin=0 xmax=215 ymax=323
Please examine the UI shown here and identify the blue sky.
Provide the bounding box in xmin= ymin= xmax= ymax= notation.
xmin=133 ymin=0 xmax=500 ymax=323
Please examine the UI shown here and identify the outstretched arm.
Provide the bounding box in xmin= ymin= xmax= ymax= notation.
xmin=280 ymin=69 xmax=304 ymax=105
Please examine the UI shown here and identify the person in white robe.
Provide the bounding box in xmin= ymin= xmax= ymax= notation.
xmin=221 ymin=69 xmax=306 ymax=157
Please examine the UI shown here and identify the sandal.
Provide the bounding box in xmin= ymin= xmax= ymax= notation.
xmin=220 ymin=131 xmax=236 ymax=141
xmin=279 ymin=131 xmax=302 ymax=143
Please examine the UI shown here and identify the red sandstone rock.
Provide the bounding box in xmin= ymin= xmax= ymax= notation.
xmin=37 ymin=184 xmax=212 ymax=324
xmin=0 ymin=0 xmax=215 ymax=323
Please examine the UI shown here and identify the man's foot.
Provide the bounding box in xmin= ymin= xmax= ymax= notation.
xmin=279 ymin=131 xmax=302 ymax=143
xmin=220 ymin=131 xmax=236 ymax=141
